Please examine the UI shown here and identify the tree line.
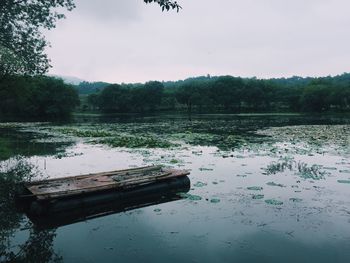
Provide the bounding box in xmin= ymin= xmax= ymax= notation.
xmin=0 ymin=75 xmax=79 ymax=119
xmin=84 ymin=73 xmax=350 ymax=113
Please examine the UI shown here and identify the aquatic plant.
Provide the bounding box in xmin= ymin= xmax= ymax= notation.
xmin=210 ymin=198 xmax=220 ymax=203
xmin=337 ymin=180 xmax=350 ymax=184
xmin=265 ymin=199 xmax=283 ymax=205
xmin=247 ymin=186 xmax=263 ymax=191
xmin=264 ymin=157 xmax=327 ymax=180
xmin=99 ymin=135 xmax=175 ymax=148
xmin=252 ymin=194 xmax=264 ymax=200
xmin=266 ymin=182 xmax=286 ymax=187
xmin=297 ymin=162 xmax=325 ymax=180
xmin=56 ymin=127 xmax=113 ymax=138
xmin=264 ymin=156 xmax=295 ymax=175
xmin=178 ymin=193 xmax=202 ymax=201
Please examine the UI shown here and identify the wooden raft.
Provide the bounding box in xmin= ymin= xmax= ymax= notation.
xmin=23 ymin=166 xmax=190 ymax=201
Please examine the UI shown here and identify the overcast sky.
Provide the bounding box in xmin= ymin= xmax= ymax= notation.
xmin=45 ymin=0 xmax=350 ymax=83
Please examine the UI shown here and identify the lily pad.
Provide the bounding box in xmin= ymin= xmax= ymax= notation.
xmin=265 ymin=199 xmax=283 ymax=205
xmin=210 ymin=198 xmax=221 ymax=203
xmin=337 ymin=180 xmax=350 ymax=184
xmin=252 ymin=194 xmax=264 ymax=200
xmin=289 ymin=198 xmax=303 ymax=203
xmin=193 ymin=181 xmax=207 ymax=187
xmin=247 ymin=186 xmax=263 ymax=191
xmin=178 ymin=193 xmax=202 ymax=201
xmin=266 ymin=182 xmax=285 ymax=187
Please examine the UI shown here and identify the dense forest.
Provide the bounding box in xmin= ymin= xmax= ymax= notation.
xmin=0 ymin=75 xmax=79 ymax=119
xmin=1 ymin=73 xmax=349 ymax=120
xmin=82 ymin=73 xmax=350 ymax=113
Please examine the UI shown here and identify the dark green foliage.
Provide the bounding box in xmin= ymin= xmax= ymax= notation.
xmin=0 ymin=75 xmax=79 ymax=119
xmin=91 ymin=81 xmax=164 ymax=113
xmin=0 ymin=159 xmax=61 ymax=262
xmin=144 ymin=0 xmax=181 ymax=11
xmin=76 ymin=81 xmax=111 ymax=95
xmin=0 ymin=0 xmax=75 ymax=76
xmin=87 ymin=73 xmax=350 ymax=114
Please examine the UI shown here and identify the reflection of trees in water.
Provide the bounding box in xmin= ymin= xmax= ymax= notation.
xmin=5 ymin=227 xmax=62 ymax=263
xmin=1 ymin=225 xmax=62 ymax=263
xmin=0 ymin=158 xmax=61 ymax=262
xmin=0 ymin=127 xmax=73 ymax=161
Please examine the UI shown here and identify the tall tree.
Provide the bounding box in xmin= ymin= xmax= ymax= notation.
xmin=0 ymin=0 xmax=181 ymax=76
xmin=0 ymin=0 xmax=76 ymax=76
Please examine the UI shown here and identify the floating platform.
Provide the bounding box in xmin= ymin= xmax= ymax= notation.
xmin=17 ymin=166 xmax=190 ymax=217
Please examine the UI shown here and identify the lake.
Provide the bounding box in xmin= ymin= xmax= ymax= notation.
xmin=1 ymin=113 xmax=350 ymax=262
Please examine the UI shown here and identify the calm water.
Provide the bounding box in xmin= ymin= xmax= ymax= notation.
xmin=1 ymin=113 xmax=350 ymax=262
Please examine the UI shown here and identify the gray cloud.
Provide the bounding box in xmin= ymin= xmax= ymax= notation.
xmin=46 ymin=0 xmax=350 ymax=83
xmin=74 ymin=0 xmax=141 ymax=22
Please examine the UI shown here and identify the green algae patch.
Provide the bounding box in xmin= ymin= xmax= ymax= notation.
xmin=289 ymin=198 xmax=303 ymax=203
xmin=193 ymin=181 xmax=207 ymax=188
xmin=210 ymin=198 xmax=221 ymax=203
xmin=337 ymin=180 xmax=350 ymax=184
xmin=247 ymin=186 xmax=263 ymax=191
xmin=99 ymin=135 xmax=175 ymax=149
xmin=339 ymin=170 xmax=350 ymax=174
xmin=57 ymin=128 xmax=113 ymax=138
xmin=266 ymin=182 xmax=286 ymax=188
xmin=265 ymin=199 xmax=283 ymax=205
xmin=252 ymin=194 xmax=264 ymax=200
xmin=178 ymin=193 xmax=202 ymax=201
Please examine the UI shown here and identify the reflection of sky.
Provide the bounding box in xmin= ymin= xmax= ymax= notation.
xmin=30 ymin=142 xmax=350 ymax=262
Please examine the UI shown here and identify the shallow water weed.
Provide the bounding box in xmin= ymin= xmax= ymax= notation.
xmin=297 ymin=163 xmax=326 ymax=180
xmin=264 ymin=158 xmax=327 ymax=180
xmin=264 ymin=157 xmax=295 ymax=175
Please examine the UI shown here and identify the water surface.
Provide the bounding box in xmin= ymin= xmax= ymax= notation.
xmin=1 ymin=114 xmax=350 ymax=262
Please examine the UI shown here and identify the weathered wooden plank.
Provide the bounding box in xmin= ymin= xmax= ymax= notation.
xmin=35 ymin=172 xmax=187 ymax=200
xmin=23 ymin=167 xmax=190 ymax=201
xmin=26 ymin=165 xmax=163 ymax=186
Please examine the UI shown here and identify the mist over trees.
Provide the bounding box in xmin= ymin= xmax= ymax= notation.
xmin=83 ymin=73 xmax=350 ymax=114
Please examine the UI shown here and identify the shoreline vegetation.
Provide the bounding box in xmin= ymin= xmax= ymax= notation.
xmin=1 ymin=73 xmax=350 ymax=121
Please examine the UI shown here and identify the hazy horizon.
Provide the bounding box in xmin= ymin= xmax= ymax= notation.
xmin=53 ymin=72 xmax=350 ymax=85
xmin=46 ymin=0 xmax=350 ymax=83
